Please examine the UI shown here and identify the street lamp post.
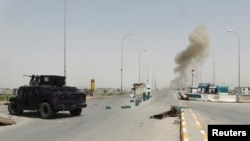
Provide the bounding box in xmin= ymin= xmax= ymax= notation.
xmin=192 ymin=70 xmax=194 ymax=88
xmin=227 ymin=30 xmax=241 ymax=97
xmin=152 ymin=64 xmax=158 ymax=91
xmin=139 ymin=50 xmax=147 ymax=83
xmin=209 ymin=50 xmax=215 ymax=85
xmin=64 ymin=0 xmax=67 ymax=85
xmin=121 ymin=34 xmax=132 ymax=94
xmin=154 ymin=68 xmax=159 ymax=91
xmin=147 ymin=59 xmax=152 ymax=84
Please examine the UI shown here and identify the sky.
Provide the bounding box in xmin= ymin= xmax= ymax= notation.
xmin=1 ymin=0 xmax=250 ymax=91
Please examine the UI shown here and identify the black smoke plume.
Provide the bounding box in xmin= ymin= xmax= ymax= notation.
xmin=170 ymin=25 xmax=210 ymax=89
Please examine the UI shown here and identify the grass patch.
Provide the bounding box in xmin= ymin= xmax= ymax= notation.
xmin=0 ymin=94 xmax=15 ymax=102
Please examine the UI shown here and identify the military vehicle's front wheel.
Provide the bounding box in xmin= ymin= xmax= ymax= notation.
xmin=8 ymin=101 xmax=23 ymax=115
xmin=69 ymin=108 xmax=82 ymax=116
xmin=40 ymin=102 xmax=55 ymax=119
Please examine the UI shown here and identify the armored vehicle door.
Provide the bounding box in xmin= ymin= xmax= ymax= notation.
xmin=19 ymin=87 xmax=40 ymax=110
xmin=26 ymin=87 xmax=41 ymax=110
xmin=15 ymin=88 xmax=26 ymax=109
xmin=18 ymin=87 xmax=29 ymax=109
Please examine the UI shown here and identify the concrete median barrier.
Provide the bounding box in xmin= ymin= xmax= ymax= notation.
xmin=185 ymin=93 xmax=203 ymax=101
xmin=121 ymin=105 xmax=131 ymax=109
xmin=105 ymin=106 xmax=111 ymax=110
xmin=207 ymin=94 xmax=236 ymax=102
xmin=239 ymin=95 xmax=250 ymax=103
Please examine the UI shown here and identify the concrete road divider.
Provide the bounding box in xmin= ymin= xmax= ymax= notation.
xmin=121 ymin=105 xmax=131 ymax=109
xmin=239 ymin=95 xmax=250 ymax=103
xmin=105 ymin=106 xmax=111 ymax=110
xmin=207 ymin=94 xmax=236 ymax=102
xmin=185 ymin=93 xmax=203 ymax=101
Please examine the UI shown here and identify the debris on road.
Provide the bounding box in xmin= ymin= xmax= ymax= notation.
xmin=179 ymin=90 xmax=190 ymax=101
xmin=150 ymin=106 xmax=180 ymax=120
xmin=121 ymin=105 xmax=131 ymax=109
xmin=0 ymin=117 xmax=16 ymax=125
xmin=173 ymin=119 xmax=181 ymax=124
xmin=105 ymin=106 xmax=111 ymax=110
xmin=181 ymin=94 xmax=190 ymax=100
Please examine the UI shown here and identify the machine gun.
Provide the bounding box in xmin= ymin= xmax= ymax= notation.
xmin=23 ymin=75 xmax=65 ymax=86
xmin=23 ymin=75 xmax=39 ymax=85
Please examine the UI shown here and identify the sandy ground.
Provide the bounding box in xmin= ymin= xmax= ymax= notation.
xmin=0 ymin=105 xmax=28 ymax=126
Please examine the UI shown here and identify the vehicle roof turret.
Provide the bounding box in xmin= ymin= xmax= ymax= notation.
xmin=24 ymin=75 xmax=65 ymax=87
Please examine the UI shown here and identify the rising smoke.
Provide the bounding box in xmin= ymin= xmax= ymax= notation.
xmin=170 ymin=25 xmax=210 ymax=89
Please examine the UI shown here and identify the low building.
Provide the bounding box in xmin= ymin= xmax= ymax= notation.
xmin=0 ymin=88 xmax=13 ymax=95
xmin=235 ymin=87 xmax=250 ymax=95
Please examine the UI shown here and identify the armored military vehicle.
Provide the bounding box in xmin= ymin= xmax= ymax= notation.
xmin=7 ymin=75 xmax=87 ymax=119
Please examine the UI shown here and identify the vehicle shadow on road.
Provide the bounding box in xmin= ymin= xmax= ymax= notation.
xmin=9 ymin=111 xmax=84 ymax=120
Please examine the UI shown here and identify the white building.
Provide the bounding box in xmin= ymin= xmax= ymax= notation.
xmin=234 ymin=87 xmax=250 ymax=95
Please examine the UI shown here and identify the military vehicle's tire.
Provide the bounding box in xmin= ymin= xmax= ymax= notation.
xmin=69 ymin=108 xmax=82 ymax=116
xmin=40 ymin=102 xmax=55 ymax=119
xmin=8 ymin=101 xmax=23 ymax=115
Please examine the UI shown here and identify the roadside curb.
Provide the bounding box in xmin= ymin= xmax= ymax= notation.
xmin=181 ymin=109 xmax=189 ymax=141
xmin=189 ymin=109 xmax=208 ymax=141
xmin=180 ymin=108 xmax=208 ymax=141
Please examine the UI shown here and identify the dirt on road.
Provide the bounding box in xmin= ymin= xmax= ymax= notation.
xmin=0 ymin=117 xmax=16 ymax=125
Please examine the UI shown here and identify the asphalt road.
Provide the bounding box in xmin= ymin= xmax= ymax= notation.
xmin=0 ymin=90 xmax=180 ymax=141
xmin=180 ymin=100 xmax=250 ymax=133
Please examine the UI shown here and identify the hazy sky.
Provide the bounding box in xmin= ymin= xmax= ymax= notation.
xmin=1 ymin=0 xmax=250 ymax=90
